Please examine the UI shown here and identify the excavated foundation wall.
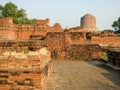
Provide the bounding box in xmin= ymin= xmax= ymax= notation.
xmin=50 ymin=44 xmax=102 ymax=60
xmin=66 ymin=44 xmax=101 ymax=60
xmin=45 ymin=32 xmax=102 ymax=60
xmin=91 ymin=36 xmax=120 ymax=46
xmin=0 ymin=47 xmax=51 ymax=90
xmin=107 ymin=48 xmax=120 ymax=67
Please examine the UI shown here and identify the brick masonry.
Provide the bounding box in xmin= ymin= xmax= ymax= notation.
xmin=0 ymin=47 xmax=51 ymax=90
xmin=0 ymin=17 xmax=63 ymax=40
xmin=0 ymin=15 xmax=120 ymax=89
xmin=107 ymin=48 xmax=120 ymax=67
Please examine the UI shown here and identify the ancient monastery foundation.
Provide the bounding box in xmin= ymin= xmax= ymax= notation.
xmin=0 ymin=14 xmax=120 ymax=90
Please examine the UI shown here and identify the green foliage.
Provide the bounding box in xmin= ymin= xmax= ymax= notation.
xmin=101 ymin=52 xmax=108 ymax=61
xmin=0 ymin=2 xmax=35 ymax=24
xmin=112 ymin=17 xmax=120 ymax=33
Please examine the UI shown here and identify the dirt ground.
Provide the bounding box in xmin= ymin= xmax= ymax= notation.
xmin=43 ymin=60 xmax=120 ymax=90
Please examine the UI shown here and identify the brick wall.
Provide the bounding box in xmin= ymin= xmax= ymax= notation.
xmin=91 ymin=36 xmax=120 ymax=46
xmin=45 ymin=32 xmax=102 ymax=60
xmin=0 ymin=47 xmax=51 ymax=90
xmin=107 ymin=48 xmax=120 ymax=67
xmin=0 ymin=17 xmax=63 ymax=40
xmin=0 ymin=29 xmax=17 ymax=40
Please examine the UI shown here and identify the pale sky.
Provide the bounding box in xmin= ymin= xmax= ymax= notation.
xmin=0 ymin=0 xmax=120 ymax=30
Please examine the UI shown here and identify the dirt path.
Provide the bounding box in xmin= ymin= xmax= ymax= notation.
xmin=43 ymin=60 xmax=120 ymax=90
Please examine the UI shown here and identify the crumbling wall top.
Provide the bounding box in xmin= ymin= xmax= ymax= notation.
xmin=0 ymin=17 xmax=13 ymax=27
xmin=35 ymin=18 xmax=50 ymax=26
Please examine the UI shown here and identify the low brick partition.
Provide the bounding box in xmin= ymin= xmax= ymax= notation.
xmin=67 ymin=44 xmax=102 ymax=60
xmin=51 ymin=44 xmax=102 ymax=60
xmin=0 ymin=40 xmax=44 ymax=52
xmin=0 ymin=47 xmax=51 ymax=90
xmin=91 ymin=36 xmax=120 ymax=46
xmin=107 ymin=48 xmax=120 ymax=67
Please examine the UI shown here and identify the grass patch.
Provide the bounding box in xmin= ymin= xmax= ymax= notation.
xmin=101 ymin=52 xmax=108 ymax=61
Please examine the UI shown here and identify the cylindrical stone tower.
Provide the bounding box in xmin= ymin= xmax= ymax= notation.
xmin=80 ymin=14 xmax=98 ymax=32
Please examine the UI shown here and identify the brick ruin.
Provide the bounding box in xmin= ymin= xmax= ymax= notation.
xmin=0 ymin=14 xmax=120 ymax=89
xmin=0 ymin=17 xmax=63 ymax=40
xmin=0 ymin=41 xmax=51 ymax=89
xmin=45 ymin=31 xmax=102 ymax=60
xmin=0 ymin=15 xmax=120 ymax=46
xmin=107 ymin=48 xmax=120 ymax=67
xmin=80 ymin=14 xmax=99 ymax=32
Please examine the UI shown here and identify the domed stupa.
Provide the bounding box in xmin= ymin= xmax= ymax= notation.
xmin=80 ymin=14 xmax=99 ymax=32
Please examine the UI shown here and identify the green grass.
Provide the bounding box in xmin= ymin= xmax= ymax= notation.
xmin=101 ymin=52 xmax=108 ymax=61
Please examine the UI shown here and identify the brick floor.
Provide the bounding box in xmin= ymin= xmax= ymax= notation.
xmin=43 ymin=60 xmax=120 ymax=90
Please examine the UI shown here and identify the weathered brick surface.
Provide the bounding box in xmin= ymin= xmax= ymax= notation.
xmin=51 ymin=23 xmax=63 ymax=32
xmin=91 ymin=36 xmax=120 ymax=46
xmin=66 ymin=44 xmax=102 ymax=60
xmin=80 ymin=14 xmax=98 ymax=32
xmin=0 ymin=40 xmax=44 ymax=51
xmin=0 ymin=47 xmax=51 ymax=90
xmin=0 ymin=16 xmax=120 ymax=89
xmin=107 ymin=48 xmax=120 ymax=67
xmin=45 ymin=32 xmax=101 ymax=60
xmin=51 ymin=44 xmax=102 ymax=60
xmin=0 ymin=17 xmax=63 ymax=40
xmin=0 ymin=29 xmax=16 ymax=40
xmin=101 ymin=31 xmax=115 ymax=36
xmin=35 ymin=18 xmax=50 ymax=26
xmin=0 ymin=17 xmax=13 ymax=27
xmin=0 ymin=17 xmax=120 ymax=47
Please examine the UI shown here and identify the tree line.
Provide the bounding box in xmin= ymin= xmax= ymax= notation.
xmin=0 ymin=2 xmax=35 ymax=24
xmin=112 ymin=17 xmax=120 ymax=34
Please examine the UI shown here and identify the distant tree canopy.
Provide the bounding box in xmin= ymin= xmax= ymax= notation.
xmin=112 ymin=17 xmax=120 ymax=33
xmin=0 ymin=2 xmax=35 ymax=24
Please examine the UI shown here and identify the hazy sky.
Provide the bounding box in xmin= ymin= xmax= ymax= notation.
xmin=0 ymin=0 xmax=120 ymax=30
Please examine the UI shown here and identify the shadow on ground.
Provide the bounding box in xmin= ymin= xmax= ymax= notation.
xmin=86 ymin=60 xmax=120 ymax=86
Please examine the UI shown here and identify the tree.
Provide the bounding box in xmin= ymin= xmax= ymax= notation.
xmin=112 ymin=17 xmax=120 ymax=33
xmin=0 ymin=5 xmax=3 ymax=17
xmin=0 ymin=2 xmax=35 ymax=24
